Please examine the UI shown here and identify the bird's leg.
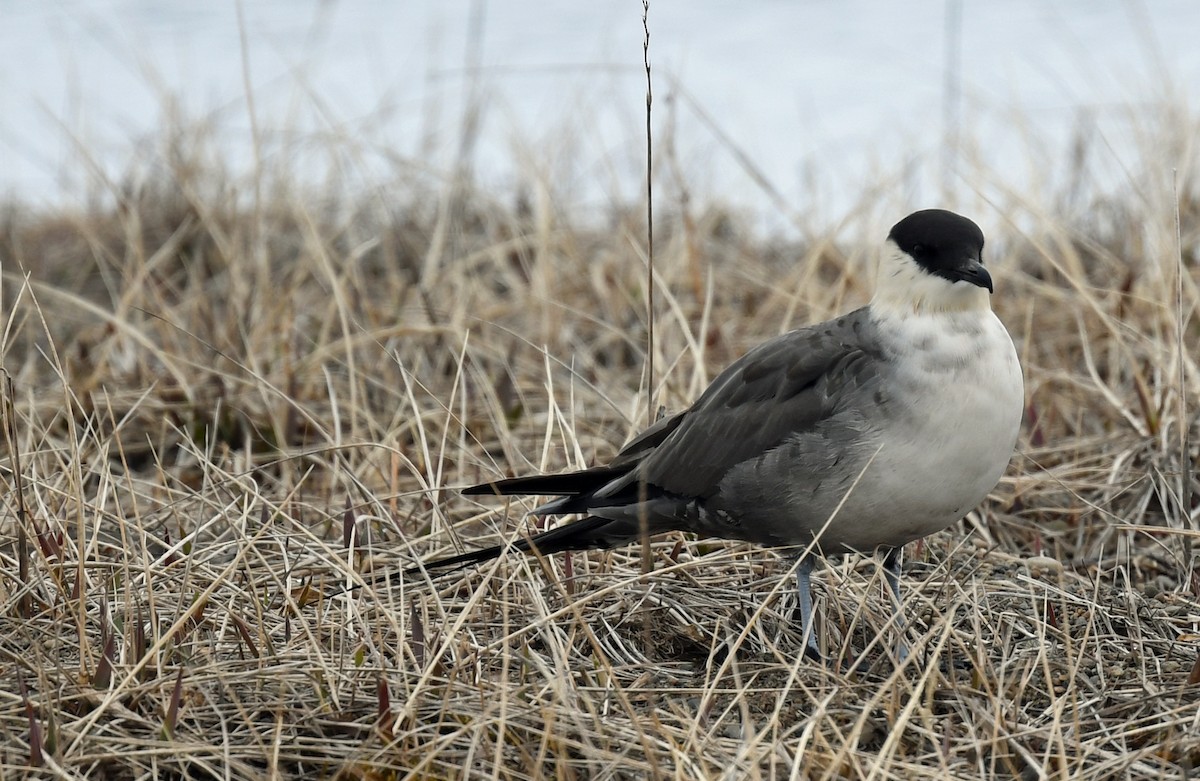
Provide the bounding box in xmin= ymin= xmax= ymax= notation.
xmin=794 ymin=555 xmax=821 ymax=661
xmin=883 ymin=547 xmax=908 ymax=663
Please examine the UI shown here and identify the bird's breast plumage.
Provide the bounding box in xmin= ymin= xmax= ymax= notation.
xmin=824 ymin=306 xmax=1023 ymax=549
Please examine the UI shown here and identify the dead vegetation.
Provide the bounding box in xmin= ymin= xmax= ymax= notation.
xmin=0 ymin=107 xmax=1198 ymax=779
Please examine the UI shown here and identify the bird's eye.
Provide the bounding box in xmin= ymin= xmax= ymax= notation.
xmin=912 ymin=244 xmax=926 ymax=255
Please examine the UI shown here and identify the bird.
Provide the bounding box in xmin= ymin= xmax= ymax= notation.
xmin=411 ymin=209 xmax=1024 ymax=662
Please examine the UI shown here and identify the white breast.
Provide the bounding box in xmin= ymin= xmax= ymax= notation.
xmin=836 ymin=307 xmax=1024 ymax=550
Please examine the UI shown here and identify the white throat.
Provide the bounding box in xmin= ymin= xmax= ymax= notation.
xmin=871 ymin=239 xmax=992 ymax=317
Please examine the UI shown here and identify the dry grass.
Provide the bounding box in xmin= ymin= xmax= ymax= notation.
xmin=0 ymin=106 xmax=1199 ymax=780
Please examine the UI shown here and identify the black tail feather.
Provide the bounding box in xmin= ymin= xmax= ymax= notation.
xmin=407 ymin=515 xmax=623 ymax=576
xmin=462 ymin=466 xmax=625 ymax=498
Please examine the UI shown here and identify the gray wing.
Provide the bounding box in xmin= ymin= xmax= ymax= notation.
xmin=615 ymin=307 xmax=886 ymax=501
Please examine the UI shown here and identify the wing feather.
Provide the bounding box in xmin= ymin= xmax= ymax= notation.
xmin=637 ymin=307 xmax=884 ymax=498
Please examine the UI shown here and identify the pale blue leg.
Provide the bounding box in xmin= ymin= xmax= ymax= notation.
xmin=883 ymin=547 xmax=909 ymax=663
xmin=794 ymin=555 xmax=821 ymax=661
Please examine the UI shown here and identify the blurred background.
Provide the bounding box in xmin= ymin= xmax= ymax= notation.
xmin=3 ymin=0 xmax=1198 ymax=228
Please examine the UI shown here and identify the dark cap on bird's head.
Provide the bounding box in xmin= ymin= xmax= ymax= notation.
xmin=888 ymin=209 xmax=992 ymax=293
